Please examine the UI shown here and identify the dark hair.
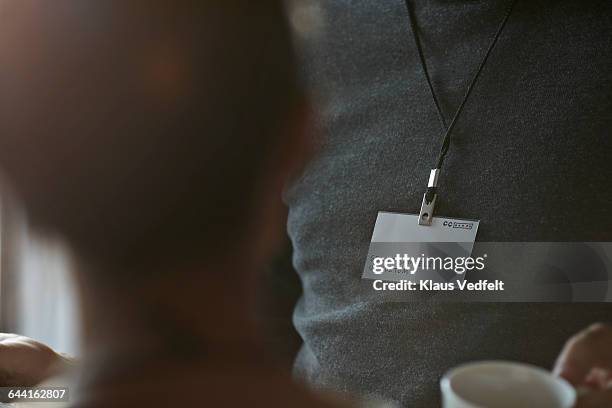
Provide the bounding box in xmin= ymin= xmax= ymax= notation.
xmin=3 ymin=1 xmax=301 ymax=277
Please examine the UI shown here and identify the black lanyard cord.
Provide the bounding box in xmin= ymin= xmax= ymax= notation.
xmin=406 ymin=0 xmax=517 ymax=225
xmin=407 ymin=0 xmax=517 ymax=170
xmin=406 ymin=3 xmax=448 ymax=131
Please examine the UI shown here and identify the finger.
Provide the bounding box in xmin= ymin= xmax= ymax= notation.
xmin=584 ymin=368 xmax=612 ymax=390
xmin=554 ymin=323 xmax=612 ymax=386
xmin=576 ymin=387 xmax=612 ymax=408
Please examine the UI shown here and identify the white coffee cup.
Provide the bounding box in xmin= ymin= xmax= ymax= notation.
xmin=440 ymin=361 xmax=576 ymax=408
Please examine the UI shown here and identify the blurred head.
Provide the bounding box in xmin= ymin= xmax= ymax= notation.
xmin=0 ymin=1 xmax=305 ymax=284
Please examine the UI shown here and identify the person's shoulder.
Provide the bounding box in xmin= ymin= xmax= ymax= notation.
xmin=69 ymin=361 xmax=350 ymax=408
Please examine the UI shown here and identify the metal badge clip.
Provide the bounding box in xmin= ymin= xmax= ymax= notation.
xmin=418 ymin=169 xmax=439 ymax=226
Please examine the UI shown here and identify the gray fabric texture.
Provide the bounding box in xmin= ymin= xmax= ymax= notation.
xmin=285 ymin=0 xmax=612 ymax=406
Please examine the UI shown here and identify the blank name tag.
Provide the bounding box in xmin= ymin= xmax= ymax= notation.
xmin=362 ymin=211 xmax=480 ymax=282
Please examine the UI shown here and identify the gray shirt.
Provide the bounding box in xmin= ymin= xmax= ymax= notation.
xmin=285 ymin=0 xmax=612 ymax=406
